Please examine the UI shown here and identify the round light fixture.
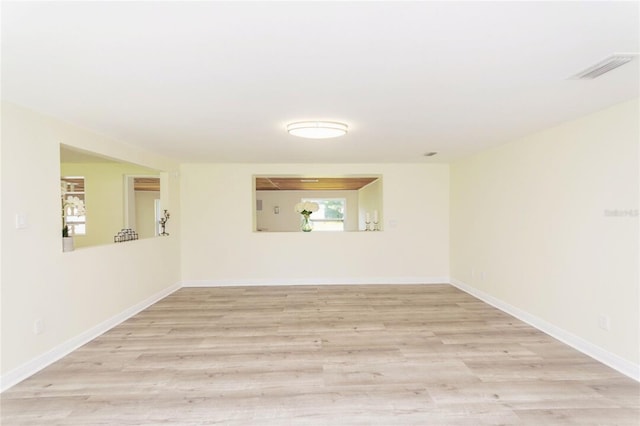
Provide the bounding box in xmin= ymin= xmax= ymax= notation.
xmin=287 ymin=121 xmax=348 ymax=139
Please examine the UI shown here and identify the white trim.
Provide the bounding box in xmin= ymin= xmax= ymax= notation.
xmin=450 ymin=278 xmax=640 ymax=382
xmin=181 ymin=276 xmax=450 ymax=287
xmin=0 ymin=283 xmax=180 ymax=393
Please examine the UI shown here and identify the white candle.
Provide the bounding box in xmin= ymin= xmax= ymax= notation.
xmin=373 ymin=210 xmax=378 ymax=223
xmin=365 ymin=212 xmax=371 ymax=222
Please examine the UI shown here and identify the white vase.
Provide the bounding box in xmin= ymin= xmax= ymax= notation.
xmin=62 ymin=237 xmax=74 ymax=252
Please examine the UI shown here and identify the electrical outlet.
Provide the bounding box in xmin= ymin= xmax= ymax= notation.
xmin=598 ymin=315 xmax=611 ymax=331
xmin=33 ymin=318 xmax=45 ymax=335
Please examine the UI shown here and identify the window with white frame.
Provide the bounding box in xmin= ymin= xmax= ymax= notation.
xmin=302 ymin=198 xmax=345 ymax=231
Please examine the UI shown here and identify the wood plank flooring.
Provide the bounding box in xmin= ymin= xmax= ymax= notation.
xmin=2 ymin=284 xmax=638 ymax=425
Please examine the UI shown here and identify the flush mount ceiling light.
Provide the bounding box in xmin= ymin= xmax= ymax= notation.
xmin=287 ymin=121 xmax=348 ymax=139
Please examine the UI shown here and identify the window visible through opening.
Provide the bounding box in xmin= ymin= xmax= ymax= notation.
xmin=61 ymin=177 xmax=86 ymax=236
xmin=302 ymin=198 xmax=345 ymax=231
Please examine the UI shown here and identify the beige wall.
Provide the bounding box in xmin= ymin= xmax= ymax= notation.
xmin=450 ymin=98 xmax=639 ymax=367
xmin=180 ymin=163 xmax=450 ymax=285
xmin=0 ymin=102 xmax=181 ymax=384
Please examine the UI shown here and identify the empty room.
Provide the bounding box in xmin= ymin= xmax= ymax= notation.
xmin=1 ymin=1 xmax=638 ymax=425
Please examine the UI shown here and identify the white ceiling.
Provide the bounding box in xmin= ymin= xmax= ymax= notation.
xmin=2 ymin=1 xmax=638 ymax=163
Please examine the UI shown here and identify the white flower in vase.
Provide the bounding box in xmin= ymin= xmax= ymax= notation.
xmin=295 ymin=201 xmax=319 ymax=232
xmin=294 ymin=201 xmax=319 ymax=216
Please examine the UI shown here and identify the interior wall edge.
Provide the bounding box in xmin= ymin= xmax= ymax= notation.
xmin=450 ymin=278 xmax=640 ymax=382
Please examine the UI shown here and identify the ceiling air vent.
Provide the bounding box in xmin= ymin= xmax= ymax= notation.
xmin=570 ymin=54 xmax=636 ymax=80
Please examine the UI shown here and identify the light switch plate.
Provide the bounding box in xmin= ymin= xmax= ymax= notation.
xmin=15 ymin=213 xmax=28 ymax=229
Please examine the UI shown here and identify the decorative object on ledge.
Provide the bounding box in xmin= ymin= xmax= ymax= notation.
xmin=300 ymin=213 xmax=313 ymax=232
xmin=364 ymin=210 xmax=381 ymax=231
xmin=295 ymin=202 xmax=319 ymax=232
xmin=114 ymin=228 xmax=138 ymax=243
xmin=62 ymin=234 xmax=74 ymax=252
xmin=159 ymin=209 xmax=170 ymax=236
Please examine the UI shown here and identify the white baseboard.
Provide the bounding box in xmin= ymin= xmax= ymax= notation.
xmin=450 ymin=278 xmax=640 ymax=382
xmin=181 ymin=276 xmax=450 ymax=287
xmin=0 ymin=283 xmax=180 ymax=393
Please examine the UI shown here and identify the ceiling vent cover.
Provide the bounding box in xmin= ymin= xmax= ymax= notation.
xmin=570 ymin=54 xmax=636 ymax=80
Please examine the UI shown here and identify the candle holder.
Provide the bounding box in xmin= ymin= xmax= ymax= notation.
xmin=365 ymin=220 xmax=372 ymax=231
xmin=373 ymin=220 xmax=380 ymax=231
xmin=159 ymin=210 xmax=170 ymax=236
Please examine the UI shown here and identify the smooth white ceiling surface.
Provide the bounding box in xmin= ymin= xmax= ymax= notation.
xmin=2 ymin=2 xmax=638 ymax=163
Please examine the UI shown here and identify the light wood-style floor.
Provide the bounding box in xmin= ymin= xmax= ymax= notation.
xmin=2 ymin=284 xmax=638 ymax=425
